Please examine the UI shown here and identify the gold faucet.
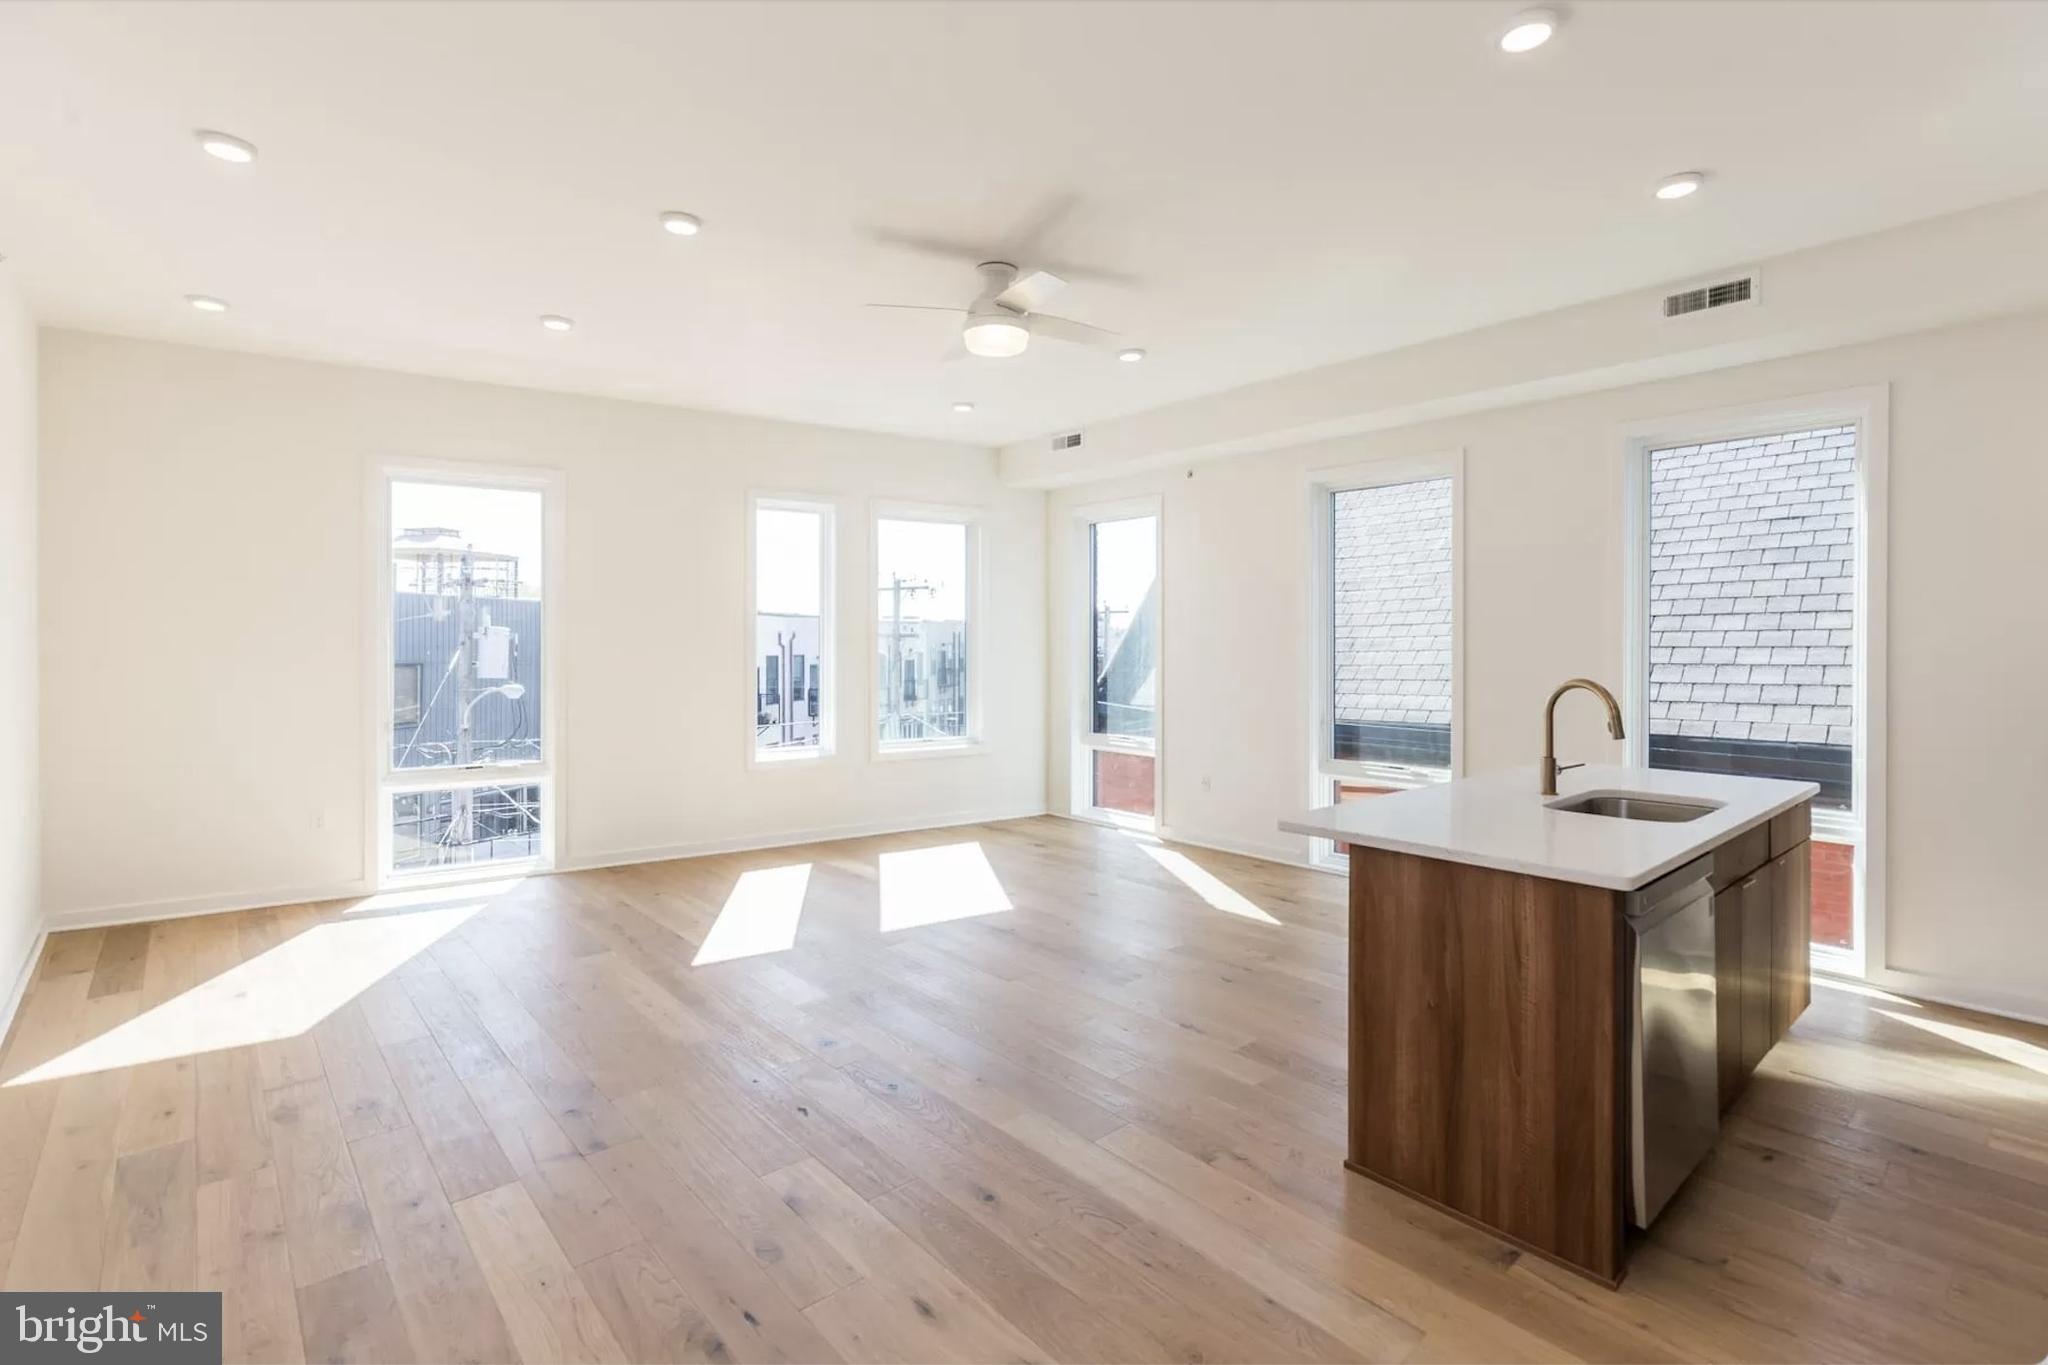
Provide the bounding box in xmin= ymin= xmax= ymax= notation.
xmin=1541 ymin=678 xmax=1626 ymax=795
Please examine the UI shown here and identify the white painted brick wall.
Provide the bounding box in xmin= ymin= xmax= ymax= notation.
xmin=1648 ymin=426 xmax=1856 ymax=745
xmin=1332 ymin=477 xmax=1453 ymax=728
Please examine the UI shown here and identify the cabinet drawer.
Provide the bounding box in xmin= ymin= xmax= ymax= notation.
xmin=1711 ymin=823 xmax=1771 ymax=892
xmin=1770 ymin=801 xmax=1812 ymax=857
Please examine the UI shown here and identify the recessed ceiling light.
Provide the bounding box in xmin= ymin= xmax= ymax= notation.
xmin=1655 ymin=171 xmax=1705 ymax=201
xmin=195 ymin=130 xmax=257 ymax=164
xmin=660 ymin=211 xmax=703 ymax=237
xmin=186 ymin=294 xmax=228 ymax=313
xmin=538 ymin=314 xmax=575 ymax=332
xmin=952 ymin=401 xmax=976 ymax=413
xmin=1118 ymin=348 xmax=1147 ymax=363
xmin=1498 ymin=8 xmax=1558 ymax=53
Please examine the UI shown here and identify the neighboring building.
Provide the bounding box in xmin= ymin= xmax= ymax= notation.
xmin=390 ymin=530 xmax=542 ymax=868
xmin=1093 ymin=582 xmax=1158 ymax=739
xmin=1647 ymin=426 xmax=1856 ymax=806
xmin=1332 ymin=477 xmax=1454 ymax=769
xmin=877 ymin=616 xmax=968 ymax=742
xmin=756 ymin=611 xmax=823 ymax=749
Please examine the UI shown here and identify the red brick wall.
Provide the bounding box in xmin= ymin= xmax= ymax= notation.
xmin=1093 ymin=751 xmax=1155 ymax=817
xmin=1812 ymin=838 xmax=1855 ymax=949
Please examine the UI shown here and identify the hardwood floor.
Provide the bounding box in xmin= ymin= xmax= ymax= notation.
xmin=2 ymin=815 xmax=2044 ymax=1363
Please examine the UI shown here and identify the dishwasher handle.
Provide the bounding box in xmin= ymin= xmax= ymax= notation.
xmin=1624 ymin=855 xmax=1715 ymax=932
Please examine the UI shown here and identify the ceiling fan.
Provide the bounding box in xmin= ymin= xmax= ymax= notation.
xmin=868 ymin=261 xmax=1122 ymax=360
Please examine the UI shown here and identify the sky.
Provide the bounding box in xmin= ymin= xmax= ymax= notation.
xmin=876 ymin=518 xmax=967 ymax=621
xmin=392 ymin=480 xmax=544 ymax=595
xmin=1092 ymin=514 xmax=1156 ymax=624
xmin=757 ymin=507 xmax=823 ymax=615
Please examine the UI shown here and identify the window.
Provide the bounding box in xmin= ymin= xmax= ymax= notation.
xmin=393 ymin=663 xmax=423 ymax=725
xmin=1634 ymin=418 xmax=1872 ymax=957
xmin=875 ymin=511 xmax=976 ymax=751
xmin=1074 ymin=506 xmax=1160 ymax=824
xmin=1309 ymin=455 xmax=1461 ymax=867
xmin=381 ymin=474 xmax=552 ymax=879
xmin=751 ymin=497 xmax=833 ymax=761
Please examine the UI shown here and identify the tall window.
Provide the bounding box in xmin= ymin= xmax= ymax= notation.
xmin=383 ymin=475 xmax=550 ymax=877
xmin=752 ymin=498 xmax=833 ymax=761
xmin=1642 ymin=424 xmax=1862 ymax=952
xmin=875 ymin=512 xmax=974 ymax=751
xmin=1076 ymin=508 xmax=1159 ymax=823
xmin=1311 ymin=459 xmax=1460 ymax=863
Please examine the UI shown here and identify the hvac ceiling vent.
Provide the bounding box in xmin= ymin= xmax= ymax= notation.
xmin=1663 ymin=274 xmax=1756 ymax=318
xmin=1050 ymin=430 xmax=1083 ymax=452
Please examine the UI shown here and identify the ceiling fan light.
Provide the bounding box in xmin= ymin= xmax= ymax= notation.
xmin=962 ymin=317 xmax=1029 ymax=358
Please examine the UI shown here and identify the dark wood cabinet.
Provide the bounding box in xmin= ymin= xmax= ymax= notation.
xmin=1770 ymin=840 xmax=1813 ymax=1038
xmin=1343 ymin=797 xmax=1814 ymax=1285
xmin=1738 ymin=867 xmax=1774 ymax=1076
xmin=1711 ymin=803 xmax=1813 ymax=1109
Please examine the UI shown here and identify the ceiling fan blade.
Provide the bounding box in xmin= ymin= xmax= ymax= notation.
xmin=995 ymin=269 xmax=1066 ymax=315
xmin=866 ymin=303 xmax=968 ymax=313
xmin=866 ymin=228 xmax=998 ymax=265
xmin=1031 ymin=313 xmax=1120 ymax=349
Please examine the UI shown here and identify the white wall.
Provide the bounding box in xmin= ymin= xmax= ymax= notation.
xmin=38 ymin=330 xmax=1045 ymax=923
xmin=1047 ymin=308 xmax=2048 ymax=1022
xmin=1005 ymin=190 xmax=2048 ymax=487
xmin=0 ymin=276 xmax=39 ymax=1009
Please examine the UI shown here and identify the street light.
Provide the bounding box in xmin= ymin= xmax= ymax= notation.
xmin=461 ymin=681 xmax=525 ymax=727
xmin=453 ymin=681 xmax=528 ymax=851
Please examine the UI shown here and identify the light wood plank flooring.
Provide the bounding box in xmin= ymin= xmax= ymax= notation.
xmin=3 ymin=816 xmax=2045 ymax=1363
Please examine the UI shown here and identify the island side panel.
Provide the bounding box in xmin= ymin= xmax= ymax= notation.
xmin=1347 ymin=845 xmax=1628 ymax=1284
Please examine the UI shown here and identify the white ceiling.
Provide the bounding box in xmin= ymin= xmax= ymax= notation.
xmin=4 ymin=0 xmax=2047 ymax=446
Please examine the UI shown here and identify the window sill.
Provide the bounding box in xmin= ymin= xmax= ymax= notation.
xmin=380 ymin=855 xmax=550 ymax=892
xmin=874 ymin=739 xmax=985 ymax=763
xmin=749 ymin=745 xmax=835 ymax=770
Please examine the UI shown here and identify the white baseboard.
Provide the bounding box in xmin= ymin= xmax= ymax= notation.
xmin=557 ymin=802 xmax=1050 ymax=874
xmin=42 ymin=878 xmax=375 ymax=934
xmin=38 ymin=804 xmax=1053 ymax=935
xmin=1043 ymin=808 xmax=1328 ymax=873
xmin=0 ymin=923 xmax=49 ymax=1051
xmin=1865 ymin=965 xmax=2048 ymax=1029
xmin=1155 ymin=822 xmax=1332 ymax=873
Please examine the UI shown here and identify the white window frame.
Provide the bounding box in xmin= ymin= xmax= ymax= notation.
xmin=368 ymin=460 xmax=564 ymax=887
xmin=1619 ymin=386 xmax=1888 ymax=981
xmin=869 ymin=500 xmax=985 ymax=761
xmin=1306 ymin=450 xmax=1465 ymax=870
xmin=1069 ymin=496 xmax=1164 ymax=830
xmin=746 ymin=493 xmax=838 ymax=768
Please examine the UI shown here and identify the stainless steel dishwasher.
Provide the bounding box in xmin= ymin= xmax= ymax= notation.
xmin=1625 ymin=855 xmax=1720 ymax=1228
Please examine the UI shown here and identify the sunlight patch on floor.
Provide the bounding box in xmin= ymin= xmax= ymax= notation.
xmin=1139 ymin=843 xmax=1281 ymax=925
xmin=345 ymin=875 xmax=530 ymax=914
xmin=693 ymin=863 xmax=813 ymax=965
xmin=1813 ymin=975 xmax=1922 ymax=1008
xmin=879 ymin=842 xmax=1012 ymax=931
xmin=6 ymin=901 xmax=484 ymax=1085
xmin=1875 ymin=1008 xmax=2048 ymax=1079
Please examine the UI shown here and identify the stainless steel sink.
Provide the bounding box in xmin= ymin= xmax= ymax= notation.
xmin=1546 ymin=793 xmax=1718 ymax=822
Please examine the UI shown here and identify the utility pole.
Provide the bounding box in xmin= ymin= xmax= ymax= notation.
xmin=776 ymin=630 xmax=795 ymax=746
xmin=453 ymin=544 xmax=476 ymax=852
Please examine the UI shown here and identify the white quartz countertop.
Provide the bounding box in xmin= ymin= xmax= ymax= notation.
xmin=1281 ymin=764 xmax=1819 ymax=892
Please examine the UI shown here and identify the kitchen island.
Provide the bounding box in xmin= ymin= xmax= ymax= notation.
xmin=1284 ymin=763 xmax=1818 ymax=1286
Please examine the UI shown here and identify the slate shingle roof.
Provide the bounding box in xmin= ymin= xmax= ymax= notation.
xmin=1332 ymin=477 xmax=1454 ymax=729
xmin=1648 ymin=426 xmax=1857 ymax=746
